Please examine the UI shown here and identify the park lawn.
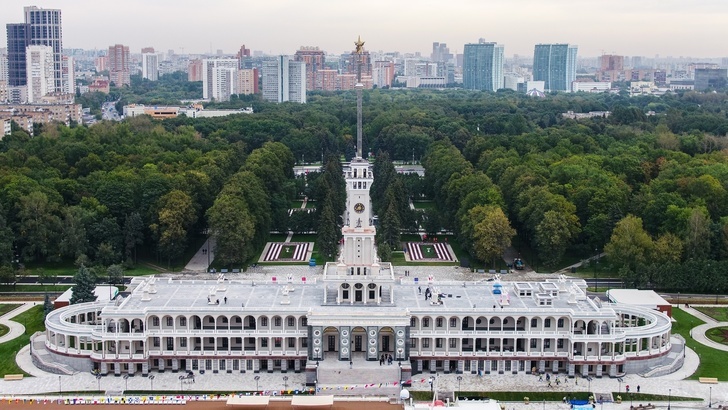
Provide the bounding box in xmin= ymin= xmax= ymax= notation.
xmin=0 ymin=304 xmax=20 ymax=316
xmin=412 ymin=201 xmax=435 ymax=210
xmin=0 ymin=305 xmax=44 ymax=377
xmin=290 ymin=234 xmax=317 ymax=243
xmin=419 ymin=244 xmax=437 ymax=258
xmin=0 ymin=284 xmax=72 ymax=292
xmin=291 ymin=200 xmax=304 ymax=209
xmin=705 ymin=327 xmax=728 ymax=345
xmin=23 ymin=262 xmax=159 ymax=278
xmin=671 ymin=307 xmax=728 ymax=380
xmin=279 ymin=245 xmax=296 ymax=259
xmin=305 ymin=200 xmax=316 ymax=209
xmin=694 ymin=306 xmax=728 ymax=322
xmin=269 ymin=234 xmax=289 ymax=242
xmin=0 ymin=324 xmax=8 ymax=337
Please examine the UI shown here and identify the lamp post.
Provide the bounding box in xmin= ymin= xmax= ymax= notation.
xmin=123 ymin=374 xmax=129 ymax=392
xmin=456 ymin=375 xmax=462 ymax=401
xmin=149 ymin=375 xmax=155 ymax=391
xmin=594 ymin=248 xmax=599 ymax=292
xmin=58 ymin=375 xmax=62 ymax=395
xmin=668 ymin=388 xmax=671 ymax=410
xmin=206 ymin=236 xmax=211 ymax=272
xmin=709 ymin=386 xmax=712 ymax=408
xmin=254 ymin=375 xmax=260 ymax=392
xmin=617 ymin=377 xmax=623 ymax=394
xmin=587 ymin=377 xmax=592 ymax=394
xmin=283 ymin=376 xmax=288 ymax=392
xmin=543 ymin=399 xmax=546 ymax=410
xmin=429 ymin=375 xmax=435 ymax=395
xmin=96 ymin=374 xmax=102 ymax=392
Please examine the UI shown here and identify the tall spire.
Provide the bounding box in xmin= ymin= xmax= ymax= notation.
xmin=355 ymin=35 xmax=364 ymax=159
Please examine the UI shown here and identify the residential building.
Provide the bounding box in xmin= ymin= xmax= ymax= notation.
xmin=463 ymin=40 xmax=504 ymax=91
xmin=571 ymin=81 xmax=611 ymax=93
xmin=88 ymin=78 xmax=110 ymax=94
xmin=694 ymin=68 xmax=727 ymax=91
xmin=6 ymin=23 xmax=30 ymax=86
xmin=315 ymin=69 xmax=338 ymax=91
xmin=142 ymin=53 xmax=159 ymax=81
xmin=62 ymin=56 xmax=74 ymax=94
xmin=294 ymin=47 xmax=325 ymax=91
xmin=431 ymin=42 xmax=452 ymax=63
xmin=261 ymin=56 xmax=306 ymax=103
xmin=235 ymin=68 xmax=258 ymax=95
xmin=600 ymin=55 xmax=624 ymax=71
xmin=188 ymin=59 xmax=203 ymax=82
xmin=504 ymin=74 xmax=525 ymax=91
xmin=0 ymin=50 xmax=8 ymax=82
xmin=25 ymin=45 xmax=54 ymax=103
xmin=201 ymin=59 xmax=238 ymax=99
xmin=533 ymin=44 xmax=578 ymax=92
xmin=94 ymin=56 xmax=107 ymax=73
xmin=141 ymin=47 xmax=155 ymax=54
xmin=24 ymin=6 xmax=63 ymax=92
xmin=0 ymin=81 xmax=7 ymax=103
xmin=108 ymin=44 xmax=130 ymax=87
xmin=210 ymin=66 xmax=236 ymax=102
xmin=372 ymin=61 xmax=395 ymax=88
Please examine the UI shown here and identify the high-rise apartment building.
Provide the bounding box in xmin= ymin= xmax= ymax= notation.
xmin=694 ymin=68 xmax=727 ymax=91
xmin=0 ymin=49 xmax=8 ymax=82
xmin=188 ymin=59 xmax=203 ymax=82
xmin=236 ymin=68 xmax=258 ymax=95
xmin=463 ymin=40 xmax=504 ymax=91
xmin=141 ymin=47 xmax=155 ymax=54
xmin=108 ymin=44 xmax=131 ymax=87
xmin=210 ymin=66 xmax=236 ymax=102
xmin=431 ymin=42 xmax=452 ymax=62
xmin=201 ymin=59 xmax=238 ymax=99
xmin=25 ymin=44 xmax=54 ymax=103
xmin=261 ymin=56 xmax=306 ymax=104
xmin=142 ymin=53 xmax=159 ymax=81
xmin=600 ymin=55 xmax=624 ymax=71
xmin=24 ymin=6 xmax=63 ymax=92
xmin=6 ymin=23 xmax=30 ymax=87
xmin=61 ymin=55 xmax=74 ymax=94
xmin=294 ymin=47 xmax=325 ymax=91
xmin=533 ymin=44 xmax=578 ymax=92
xmin=373 ymin=61 xmax=395 ymax=88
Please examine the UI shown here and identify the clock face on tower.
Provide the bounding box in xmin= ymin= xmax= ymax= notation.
xmin=354 ymin=203 xmax=365 ymax=213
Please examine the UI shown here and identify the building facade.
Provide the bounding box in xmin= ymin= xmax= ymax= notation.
xmin=261 ymin=56 xmax=306 ymax=103
xmin=533 ymin=44 xmax=578 ymax=92
xmin=108 ymin=44 xmax=130 ymax=87
xmin=25 ymin=6 xmax=63 ymax=92
xmin=294 ymin=47 xmax=325 ymax=91
xmin=463 ymin=41 xmax=504 ymax=91
xmin=6 ymin=23 xmax=30 ymax=87
xmin=201 ymin=59 xmax=238 ymax=99
xmin=142 ymin=53 xmax=159 ymax=81
xmin=25 ymin=44 xmax=54 ymax=103
xmin=694 ymin=68 xmax=727 ymax=91
xmin=236 ymin=68 xmax=258 ymax=95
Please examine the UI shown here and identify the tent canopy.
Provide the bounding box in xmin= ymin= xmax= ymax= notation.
xmin=291 ymin=395 xmax=334 ymax=408
xmin=226 ymin=396 xmax=270 ymax=407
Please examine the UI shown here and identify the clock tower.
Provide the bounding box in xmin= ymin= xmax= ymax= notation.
xmin=340 ymin=156 xmax=379 ymax=274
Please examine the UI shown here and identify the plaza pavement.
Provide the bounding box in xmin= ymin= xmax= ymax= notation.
xmin=1 ymin=266 xmax=727 ymax=408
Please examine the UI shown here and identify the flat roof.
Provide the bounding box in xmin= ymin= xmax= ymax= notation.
xmin=56 ymin=285 xmax=119 ymax=303
xmin=607 ymin=289 xmax=669 ymax=306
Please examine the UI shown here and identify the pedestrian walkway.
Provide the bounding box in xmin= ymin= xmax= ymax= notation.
xmin=0 ymin=302 xmax=35 ymax=343
xmin=682 ymin=305 xmax=718 ymax=324
xmin=184 ymin=238 xmax=216 ymax=272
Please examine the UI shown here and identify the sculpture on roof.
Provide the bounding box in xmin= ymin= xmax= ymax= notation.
xmin=354 ymin=35 xmax=365 ymax=54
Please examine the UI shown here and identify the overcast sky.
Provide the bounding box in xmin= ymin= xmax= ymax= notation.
xmin=2 ymin=0 xmax=727 ymax=58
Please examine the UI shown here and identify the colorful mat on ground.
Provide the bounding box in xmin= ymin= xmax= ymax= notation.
xmin=407 ymin=242 xmax=454 ymax=261
xmin=263 ymin=242 xmax=309 ymax=261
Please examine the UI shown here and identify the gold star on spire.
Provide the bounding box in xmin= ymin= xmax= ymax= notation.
xmin=354 ymin=36 xmax=365 ymax=54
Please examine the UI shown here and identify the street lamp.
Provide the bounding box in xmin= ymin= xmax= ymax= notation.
xmin=149 ymin=375 xmax=155 ymax=391
xmin=96 ymin=374 xmax=102 ymax=392
xmin=429 ymin=375 xmax=435 ymax=396
xmin=283 ymin=376 xmax=288 ymax=393
xmin=668 ymin=388 xmax=671 ymax=410
xmin=587 ymin=376 xmax=592 ymax=394
xmin=594 ymin=248 xmax=599 ymax=292
xmin=617 ymin=377 xmax=623 ymax=394
xmin=709 ymin=386 xmax=712 ymax=408
xmin=58 ymin=375 xmax=62 ymax=395
xmin=123 ymin=374 xmax=129 ymax=392
xmin=254 ymin=375 xmax=260 ymax=392
xmin=456 ymin=375 xmax=462 ymax=400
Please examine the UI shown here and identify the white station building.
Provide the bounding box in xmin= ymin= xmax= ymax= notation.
xmin=38 ymin=60 xmax=678 ymax=384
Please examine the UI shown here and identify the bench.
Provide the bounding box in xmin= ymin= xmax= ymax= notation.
xmin=699 ymin=377 xmax=718 ymax=384
xmin=4 ymin=374 xmax=24 ymax=381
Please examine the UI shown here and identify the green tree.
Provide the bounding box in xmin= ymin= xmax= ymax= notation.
xmin=683 ymin=208 xmax=711 ymax=260
xmin=152 ymin=190 xmax=197 ymax=266
xmin=70 ymin=265 xmax=97 ymax=304
xmin=107 ymin=264 xmax=124 ymax=288
xmin=16 ymin=191 xmax=61 ymax=262
xmin=123 ymin=212 xmax=145 ymax=264
xmin=535 ymin=210 xmax=581 ymax=267
xmin=59 ymin=207 xmax=88 ymax=260
xmin=206 ymin=194 xmax=255 ymax=266
xmin=43 ymin=292 xmax=53 ymax=319
xmin=605 ymin=215 xmax=653 ymax=275
xmin=316 ymin=197 xmax=340 ymax=262
xmin=465 ymin=205 xmax=516 ymax=267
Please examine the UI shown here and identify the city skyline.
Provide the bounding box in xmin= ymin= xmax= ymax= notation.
xmin=1 ymin=0 xmax=727 ymax=58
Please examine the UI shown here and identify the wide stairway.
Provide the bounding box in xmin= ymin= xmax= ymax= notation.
xmin=315 ymin=353 xmax=402 ymax=397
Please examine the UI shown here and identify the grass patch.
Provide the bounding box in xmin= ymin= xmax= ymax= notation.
xmin=269 ymin=234 xmax=289 ymax=242
xmin=615 ymin=392 xmax=702 ymax=402
xmin=0 ymin=284 xmax=72 ymax=292
xmin=0 ymin=324 xmax=8 ymax=337
xmin=305 ymin=200 xmax=316 ymax=209
xmin=0 ymin=304 xmax=21 ymax=316
xmin=0 ymin=305 xmax=45 ymax=377
xmin=420 ymin=244 xmax=437 ymax=258
xmin=23 ymin=262 xmax=160 ymax=278
xmin=412 ymin=201 xmax=435 ymax=210
xmin=290 ymin=234 xmax=317 ymax=243
xmin=671 ymin=307 xmax=727 ymax=380
xmin=694 ymin=306 xmax=728 ymax=322
xmin=279 ymin=245 xmax=296 ymax=259
xmin=411 ymin=391 xmax=591 ymax=402
xmin=291 ymin=200 xmax=304 ymax=209
xmin=706 ymin=327 xmax=728 ymax=345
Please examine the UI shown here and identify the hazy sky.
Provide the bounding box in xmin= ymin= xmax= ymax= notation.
xmin=2 ymin=0 xmax=727 ymax=58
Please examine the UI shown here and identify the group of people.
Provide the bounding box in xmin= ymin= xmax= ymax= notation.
xmin=379 ymin=353 xmax=394 ymax=365
xmin=207 ymin=296 xmax=228 ymax=305
xmin=538 ymin=373 xmax=569 ymax=388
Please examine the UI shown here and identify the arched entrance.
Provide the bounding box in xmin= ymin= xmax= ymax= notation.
xmin=379 ymin=326 xmax=394 ymax=357
xmin=351 ymin=326 xmax=366 ymax=353
xmin=323 ymin=326 xmax=338 ymax=354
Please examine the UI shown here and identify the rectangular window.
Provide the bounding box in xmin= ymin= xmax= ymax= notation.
xmin=208 ymin=337 xmax=214 ymax=344
xmin=247 ymin=360 xmax=253 ymax=371
xmin=219 ymin=360 xmax=226 ymax=371
xmin=557 ymin=319 xmax=564 ymax=328
xmin=301 ymin=318 xmax=307 ymax=327
xmin=205 ymin=359 xmax=212 ymax=370
xmin=152 ymin=337 xmax=160 ymax=347
xmin=436 ymin=318 xmax=443 ymax=328
xmin=410 ymin=338 xmax=417 ymax=348
xmin=411 ymin=318 xmax=417 ymax=327
xmin=261 ymin=318 xmax=268 ymax=327
xmin=423 ymin=318 xmax=430 ymax=327
xmin=423 ymin=339 xmax=430 ymax=348
xmin=557 ymin=339 xmax=564 ymax=349
xmin=166 ymin=317 xmax=173 ymax=327
xmin=192 ymin=360 xmax=198 ymax=370
xmin=301 ymin=338 xmax=308 ymax=348
xmin=274 ymin=317 xmax=282 ymax=327
xmin=531 ymin=318 xmax=537 ymax=328
xmin=530 ymin=339 xmax=537 ymax=348
xmin=544 ymin=340 xmax=551 ymax=349
xmin=274 ymin=338 xmax=282 ymax=348
xmin=180 ymin=317 xmax=187 ymax=327
xmin=449 ymin=339 xmax=457 ymax=348
xmin=288 ymin=338 xmax=295 ymax=348
xmin=288 ymin=317 xmax=295 ymax=327
xmin=545 ymin=319 xmax=552 ymax=328
xmin=180 ymin=338 xmax=187 ymax=348
xmin=436 ymin=338 xmax=443 ymax=348
xmin=449 ymin=318 xmax=457 ymax=328
xmin=152 ymin=317 xmax=159 ymax=326
xmin=235 ymin=317 xmax=242 ymax=323
xmin=261 ymin=339 xmax=268 ymax=348
xmin=233 ymin=360 xmax=239 ymax=371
